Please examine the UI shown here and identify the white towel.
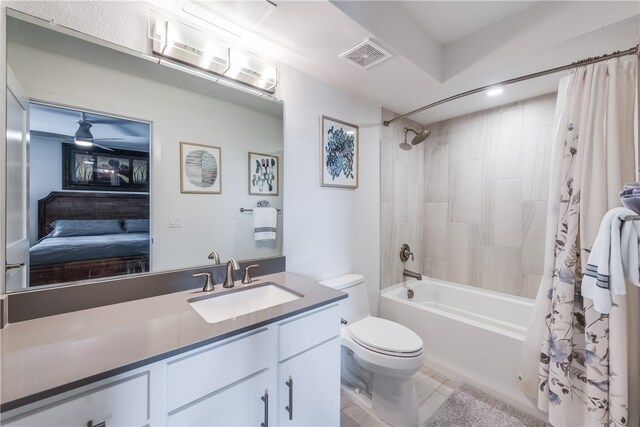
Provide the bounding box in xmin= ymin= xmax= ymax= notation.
xmin=582 ymin=207 xmax=639 ymax=313
xmin=253 ymin=207 xmax=277 ymax=241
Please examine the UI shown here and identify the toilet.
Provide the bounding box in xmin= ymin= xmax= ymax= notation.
xmin=319 ymin=274 xmax=424 ymax=427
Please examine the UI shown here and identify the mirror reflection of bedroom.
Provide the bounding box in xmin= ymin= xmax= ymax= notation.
xmin=5 ymin=11 xmax=284 ymax=294
xmin=25 ymin=103 xmax=151 ymax=288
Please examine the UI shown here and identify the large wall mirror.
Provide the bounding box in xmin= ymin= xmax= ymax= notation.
xmin=4 ymin=11 xmax=284 ymax=293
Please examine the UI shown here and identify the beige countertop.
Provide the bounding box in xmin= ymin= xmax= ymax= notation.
xmin=0 ymin=272 xmax=345 ymax=411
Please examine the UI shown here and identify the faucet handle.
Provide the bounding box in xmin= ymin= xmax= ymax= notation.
xmin=242 ymin=264 xmax=259 ymax=284
xmin=400 ymin=244 xmax=414 ymax=262
xmin=193 ymin=272 xmax=215 ymax=292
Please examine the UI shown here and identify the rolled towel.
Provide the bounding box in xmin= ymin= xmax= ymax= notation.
xmin=620 ymin=195 xmax=640 ymax=214
xmin=619 ymin=183 xmax=640 ymax=214
xmin=253 ymin=207 xmax=277 ymax=241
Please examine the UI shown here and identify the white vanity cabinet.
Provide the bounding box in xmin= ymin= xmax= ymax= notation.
xmin=278 ymin=338 xmax=340 ymax=427
xmin=277 ymin=304 xmax=341 ymax=427
xmin=2 ymin=303 xmax=341 ymax=427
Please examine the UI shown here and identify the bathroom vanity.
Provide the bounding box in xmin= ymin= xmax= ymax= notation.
xmin=0 ymin=272 xmax=346 ymax=426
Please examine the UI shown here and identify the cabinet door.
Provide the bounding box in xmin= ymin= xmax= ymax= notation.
xmin=167 ymin=370 xmax=270 ymax=427
xmin=278 ymin=338 xmax=340 ymax=427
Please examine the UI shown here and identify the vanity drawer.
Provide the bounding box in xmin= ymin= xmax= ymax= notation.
xmin=167 ymin=369 xmax=269 ymax=427
xmin=166 ymin=329 xmax=269 ymax=412
xmin=278 ymin=304 xmax=340 ymax=361
xmin=2 ymin=372 xmax=149 ymax=427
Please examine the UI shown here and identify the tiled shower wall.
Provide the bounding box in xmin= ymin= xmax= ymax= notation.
xmin=380 ymin=108 xmax=425 ymax=291
xmin=381 ymin=93 xmax=557 ymax=298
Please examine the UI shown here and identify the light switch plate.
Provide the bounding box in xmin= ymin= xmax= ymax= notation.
xmin=169 ymin=214 xmax=183 ymax=228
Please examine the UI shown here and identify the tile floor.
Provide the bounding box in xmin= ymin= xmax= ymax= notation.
xmin=340 ymin=366 xmax=461 ymax=427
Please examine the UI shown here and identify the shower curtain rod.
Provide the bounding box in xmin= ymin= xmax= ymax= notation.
xmin=383 ymin=44 xmax=639 ymax=127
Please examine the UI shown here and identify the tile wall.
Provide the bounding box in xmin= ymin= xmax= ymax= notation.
xmin=380 ymin=108 xmax=425 ymax=291
xmin=381 ymin=93 xmax=557 ymax=298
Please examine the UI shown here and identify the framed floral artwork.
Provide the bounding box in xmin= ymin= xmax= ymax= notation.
xmin=320 ymin=115 xmax=359 ymax=189
xmin=248 ymin=152 xmax=279 ymax=195
xmin=180 ymin=142 xmax=221 ymax=194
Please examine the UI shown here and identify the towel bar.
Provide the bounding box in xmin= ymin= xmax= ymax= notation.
xmin=621 ymin=214 xmax=640 ymax=221
xmin=240 ymin=208 xmax=282 ymax=213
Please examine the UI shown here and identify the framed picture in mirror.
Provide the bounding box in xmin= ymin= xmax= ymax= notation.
xmin=248 ymin=152 xmax=279 ymax=195
xmin=62 ymin=143 xmax=150 ymax=192
xmin=180 ymin=142 xmax=222 ymax=194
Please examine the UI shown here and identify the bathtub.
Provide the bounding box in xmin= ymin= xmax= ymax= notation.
xmin=379 ymin=276 xmax=545 ymax=419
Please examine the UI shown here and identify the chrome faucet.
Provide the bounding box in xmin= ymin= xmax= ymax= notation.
xmin=402 ymin=269 xmax=422 ymax=281
xmin=223 ymin=259 xmax=240 ymax=288
xmin=208 ymin=251 xmax=220 ymax=264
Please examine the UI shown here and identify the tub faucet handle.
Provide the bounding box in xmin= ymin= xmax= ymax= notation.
xmin=400 ymin=244 xmax=414 ymax=262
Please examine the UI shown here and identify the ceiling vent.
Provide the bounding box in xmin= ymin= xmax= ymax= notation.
xmin=340 ymin=39 xmax=391 ymax=70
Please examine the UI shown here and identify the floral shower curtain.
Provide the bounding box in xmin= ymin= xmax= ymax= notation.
xmin=520 ymin=58 xmax=638 ymax=427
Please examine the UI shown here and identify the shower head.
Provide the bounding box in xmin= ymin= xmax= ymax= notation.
xmin=400 ymin=127 xmax=431 ymax=150
xmin=410 ymin=128 xmax=431 ymax=145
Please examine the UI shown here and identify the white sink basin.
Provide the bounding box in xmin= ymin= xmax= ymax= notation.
xmin=189 ymin=282 xmax=302 ymax=324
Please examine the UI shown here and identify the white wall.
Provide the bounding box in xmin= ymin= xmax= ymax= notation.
xmin=9 ymin=41 xmax=283 ymax=272
xmin=279 ymin=66 xmax=381 ymax=314
xmin=28 ymin=137 xmax=62 ymax=244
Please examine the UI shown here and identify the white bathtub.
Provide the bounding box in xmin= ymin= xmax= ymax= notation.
xmin=380 ymin=276 xmax=545 ymax=419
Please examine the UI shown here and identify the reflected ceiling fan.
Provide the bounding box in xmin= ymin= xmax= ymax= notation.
xmin=60 ymin=113 xmax=124 ymax=152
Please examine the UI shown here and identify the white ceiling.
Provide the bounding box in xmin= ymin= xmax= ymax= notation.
xmin=400 ymin=1 xmax=539 ymax=45
xmin=152 ymin=1 xmax=640 ymax=124
xmin=29 ymin=102 xmax=151 ymax=152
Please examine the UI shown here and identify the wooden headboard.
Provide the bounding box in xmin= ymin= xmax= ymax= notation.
xmin=38 ymin=192 xmax=149 ymax=239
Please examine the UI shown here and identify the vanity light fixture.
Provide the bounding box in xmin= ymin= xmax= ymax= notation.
xmin=150 ymin=13 xmax=230 ymax=76
xmin=224 ymin=50 xmax=277 ymax=92
xmin=149 ymin=11 xmax=278 ymax=94
xmin=487 ymin=87 xmax=503 ymax=96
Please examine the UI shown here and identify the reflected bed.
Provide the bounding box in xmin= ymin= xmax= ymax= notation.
xmin=29 ymin=191 xmax=149 ymax=287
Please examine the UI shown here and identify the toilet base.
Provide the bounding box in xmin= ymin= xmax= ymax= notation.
xmin=371 ymin=372 xmax=419 ymax=427
xmin=341 ymin=347 xmax=420 ymax=427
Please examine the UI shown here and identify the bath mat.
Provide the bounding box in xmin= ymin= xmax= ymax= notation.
xmin=424 ymin=384 xmax=549 ymax=427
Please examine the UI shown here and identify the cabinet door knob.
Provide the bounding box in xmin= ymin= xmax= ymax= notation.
xmin=86 ymin=421 xmax=106 ymax=427
xmin=260 ymin=390 xmax=269 ymax=427
xmin=285 ymin=377 xmax=293 ymax=421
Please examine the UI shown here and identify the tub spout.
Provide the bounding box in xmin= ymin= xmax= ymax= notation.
xmin=403 ymin=269 xmax=422 ymax=281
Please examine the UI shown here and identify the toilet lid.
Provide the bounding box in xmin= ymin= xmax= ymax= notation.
xmin=348 ymin=317 xmax=423 ymax=356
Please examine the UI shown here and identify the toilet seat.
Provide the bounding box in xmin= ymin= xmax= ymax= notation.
xmin=348 ymin=317 xmax=423 ymax=358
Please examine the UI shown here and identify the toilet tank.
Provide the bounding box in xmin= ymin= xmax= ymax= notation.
xmin=319 ymin=274 xmax=370 ymax=323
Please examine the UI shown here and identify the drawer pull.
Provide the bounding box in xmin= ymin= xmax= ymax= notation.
xmin=260 ymin=390 xmax=268 ymax=427
xmin=285 ymin=377 xmax=293 ymax=420
xmin=86 ymin=421 xmax=106 ymax=427
xmin=5 ymin=263 xmax=24 ymax=271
